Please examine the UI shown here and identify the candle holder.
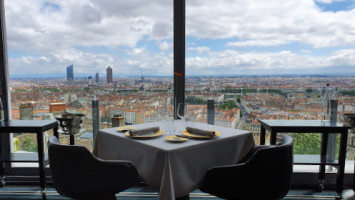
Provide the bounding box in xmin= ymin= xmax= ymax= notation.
xmin=56 ymin=112 xmax=85 ymax=145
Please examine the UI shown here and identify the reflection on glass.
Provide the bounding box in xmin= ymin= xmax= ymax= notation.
xmin=177 ymin=103 xmax=189 ymax=130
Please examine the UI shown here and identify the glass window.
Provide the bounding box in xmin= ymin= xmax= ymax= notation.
xmin=186 ymin=0 xmax=355 ymax=172
xmin=5 ymin=0 xmax=173 ymax=153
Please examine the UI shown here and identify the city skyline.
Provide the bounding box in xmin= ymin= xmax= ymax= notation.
xmin=4 ymin=0 xmax=355 ymax=77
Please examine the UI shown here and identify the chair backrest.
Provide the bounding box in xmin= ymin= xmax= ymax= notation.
xmin=48 ymin=136 xmax=139 ymax=199
xmin=201 ymin=135 xmax=293 ymax=200
xmin=247 ymin=135 xmax=293 ymax=199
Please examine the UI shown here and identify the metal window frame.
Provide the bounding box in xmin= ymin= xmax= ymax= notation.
xmin=173 ymin=0 xmax=185 ymax=119
xmin=1 ymin=0 xmax=352 ymax=190
xmin=0 ymin=0 xmax=12 ymax=179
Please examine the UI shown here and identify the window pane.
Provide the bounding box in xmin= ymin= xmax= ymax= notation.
xmin=5 ymin=0 xmax=173 ymax=154
xmin=186 ymin=0 xmax=355 ymax=172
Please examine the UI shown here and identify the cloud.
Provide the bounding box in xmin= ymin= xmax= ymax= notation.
xmin=186 ymin=48 xmax=355 ymax=75
xmin=9 ymin=49 xmax=174 ymax=77
xmin=314 ymin=0 xmax=348 ymax=3
xmin=158 ymin=41 xmax=172 ymax=51
xmin=4 ymin=0 xmax=355 ymax=77
xmin=186 ymin=0 xmax=355 ymax=48
xmin=227 ymin=40 xmax=289 ymax=47
xmin=4 ymin=0 xmax=171 ymax=53
xmin=187 ymin=46 xmax=211 ymax=54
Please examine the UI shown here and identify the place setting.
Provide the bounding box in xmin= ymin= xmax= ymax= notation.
xmin=179 ymin=127 xmax=220 ymax=139
xmin=117 ymin=126 xmax=136 ymax=132
xmin=123 ymin=126 xmax=164 ymax=139
xmin=165 ymin=103 xmax=221 ymax=142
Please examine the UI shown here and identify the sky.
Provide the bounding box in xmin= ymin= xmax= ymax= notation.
xmin=4 ymin=0 xmax=355 ymax=78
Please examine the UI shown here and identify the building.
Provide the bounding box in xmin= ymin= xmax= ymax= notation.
xmin=63 ymin=93 xmax=78 ymax=104
xmin=95 ymin=73 xmax=100 ymax=83
xmin=111 ymin=115 xmax=125 ymax=127
xmin=49 ymin=102 xmax=66 ymax=116
xmin=49 ymin=103 xmax=66 ymax=113
xmin=106 ymin=66 xmax=113 ymax=83
xmin=19 ymin=103 xmax=34 ymax=120
xmin=66 ymin=65 xmax=74 ymax=81
xmin=124 ymin=110 xmax=136 ymax=125
xmin=88 ymin=76 xmax=93 ymax=85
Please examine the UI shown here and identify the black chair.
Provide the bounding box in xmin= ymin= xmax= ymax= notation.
xmin=48 ymin=136 xmax=140 ymax=200
xmin=199 ymin=135 xmax=293 ymax=200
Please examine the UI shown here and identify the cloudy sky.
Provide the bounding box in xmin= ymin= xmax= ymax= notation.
xmin=4 ymin=0 xmax=355 ymax=78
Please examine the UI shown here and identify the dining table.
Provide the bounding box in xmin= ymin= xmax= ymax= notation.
xmin=93 ymin=121 xmax=255 ymax=200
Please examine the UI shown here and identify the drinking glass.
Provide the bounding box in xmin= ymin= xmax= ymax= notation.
xmin=158 ymin=103 xmax=171 ymax=133
xmin=177 ymin=103 xmax=189 ymax=130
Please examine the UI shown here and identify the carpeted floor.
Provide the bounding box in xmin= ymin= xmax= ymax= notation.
xmin=0 ymin=186 xmax=340 ymax=200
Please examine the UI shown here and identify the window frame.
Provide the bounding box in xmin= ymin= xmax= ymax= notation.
xmin=0 ymin=0 xmax=11 ymax=178
xmin=0 ymin=0 xmax=353 ymax=190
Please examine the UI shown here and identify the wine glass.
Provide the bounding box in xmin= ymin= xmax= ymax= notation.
xmin=177 ymin=103 xmax=189 ymax=130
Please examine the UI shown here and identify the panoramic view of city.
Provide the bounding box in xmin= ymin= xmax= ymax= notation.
xmin=9 ymin=72 xmax=355 ymax=153
xmin=2 ymin=0 xmax=355 ymax=199
xmin=2 ymin=0 xmax=354 ymax=155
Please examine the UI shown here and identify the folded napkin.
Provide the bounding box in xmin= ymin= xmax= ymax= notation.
xmin=186 ymin=127 xmax=215 ymax=137
xmin=129 ymin=127 xmax=160 ymax=136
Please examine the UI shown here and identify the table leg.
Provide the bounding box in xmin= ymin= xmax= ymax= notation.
xmin=0 ymin=149 xmax=5 ymax=187
xmin=337 ymin=130 xmax=348 ymax=194
xmin=53 ymin=125 xmax=59 ymax=140
xmin=0 ymin=165 xmax=5 ymax=187
xmin=270 ymin=130 xmax=277 ymax=145
xmin=260 ymin=126 xmax=265 ymax=145
xmin=176 ymin=194 xmax=190 ymax=200
xmin=70 ymin=135 xmax=75 ymax=145
xmin=319 ymin=132 xmax=329 ymax=191
xmin=36 ymin=131 xmax=46 ymax=200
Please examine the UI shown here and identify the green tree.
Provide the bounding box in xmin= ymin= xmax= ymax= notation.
xmin=185 ymin=96 xmax=206 ymax=105
xmin=21 ymin=136 xmax=37 ymax=152
xmin=342 ymin=90 xmax=355 ymax=96
xmin=293 ymin=133 xmax=321 ymax=154
xmin=219 ymin=100 xmax=238 ymax=110
xmin=306 ymin=87 xmax=312 ymax=93
xmin=243 ymin=88 xmax=257 ymax=94
xmin=83 ymin=87 xmax=90 ymax=92
xmin=293 ymin=133 xmax=339 ymax=160
xmin=236 ymin=95 xmax=241 ymax=103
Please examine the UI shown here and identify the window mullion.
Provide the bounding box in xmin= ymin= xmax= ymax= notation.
xmin=173 ymin=0 xmax=186 ymax=119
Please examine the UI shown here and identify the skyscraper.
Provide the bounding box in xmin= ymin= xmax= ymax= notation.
xmin=95 ymin=73 xmax=100 ymax=83
xmin=66 ymin=65 xmax=74 ymax=81
xmin=106 ymin=66 xmax=113 ymax=83
xmin=88 ymin=76 xmax=93 ymax=85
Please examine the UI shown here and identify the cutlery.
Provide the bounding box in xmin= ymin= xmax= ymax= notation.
xmin=132 ymin=131 xmax=156 ymax=136
xmin=175 ymin=135 xmax=191 ymax=139
xmin=119 ymin=129 xmax=131 ymax=132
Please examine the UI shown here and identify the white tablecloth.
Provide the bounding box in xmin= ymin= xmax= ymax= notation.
xmin=93 ymin=121 xmax=255 ymax=199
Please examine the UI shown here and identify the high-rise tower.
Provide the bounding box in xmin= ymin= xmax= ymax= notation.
xmin=106 ymin=66 xmax=113 ymax=83
xmin=66 ymin=65 xmax=74 ymax=81
xmin=95 ymin=73 xmax=100 ymax=83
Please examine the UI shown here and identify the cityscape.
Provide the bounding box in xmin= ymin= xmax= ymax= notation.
xmin=3 ymin=1 xmax=355 ymax=199
xmin=9 ymin=64 xmax=355 ymax=153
